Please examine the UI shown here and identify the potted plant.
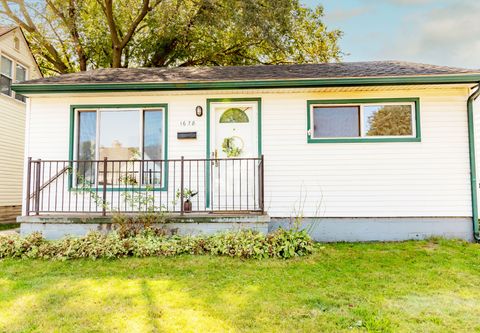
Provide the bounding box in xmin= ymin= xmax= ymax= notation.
xmin=175 ymin=188 xmax=198 ymax=212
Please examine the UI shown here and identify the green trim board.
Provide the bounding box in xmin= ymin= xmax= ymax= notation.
xmin=205 ymin=98 xmax=262 ymax=208
xmin=12 ymin=74 xmax=480 ymax=94
xmin=68 ymin=103 xmax=169 ymax=191
xmin=306 ymin=98 xmax=421 ymax=143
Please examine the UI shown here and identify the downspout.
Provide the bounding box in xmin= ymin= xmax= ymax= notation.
xmin=467 ymin=83 xmax=480 ymax=241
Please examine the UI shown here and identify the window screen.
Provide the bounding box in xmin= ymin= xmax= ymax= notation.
xmin=313 ymin=106 xmax=360 ymax=138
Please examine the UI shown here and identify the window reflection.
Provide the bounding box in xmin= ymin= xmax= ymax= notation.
xmin=364 ymin=105 xmax=413 ymax=136
xmin=143 ymin=110 xmax=163 ymax=185
xmin=99 ymin=110 xmax=140 ymax=160
xmin=77 ymin=111 xmax=96 ymax=185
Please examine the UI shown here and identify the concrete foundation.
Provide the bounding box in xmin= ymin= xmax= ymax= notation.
xmin=17 ymin=215 xmax=474 ymax=242
xmin=269 ymin=217 xmax=474 ymax=242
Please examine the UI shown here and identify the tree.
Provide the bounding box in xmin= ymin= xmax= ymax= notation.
xmin=0 ymin=0 xmax=342 ymax=75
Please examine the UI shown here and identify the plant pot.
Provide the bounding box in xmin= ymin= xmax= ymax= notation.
xmin=183 ymin=200 xmax=192 ymax=213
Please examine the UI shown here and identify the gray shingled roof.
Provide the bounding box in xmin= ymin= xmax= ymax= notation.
xmin=20 ymin=61 xmax=480 ymax=85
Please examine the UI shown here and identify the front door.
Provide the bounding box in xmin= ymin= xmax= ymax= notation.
xmin=208 ymin=100 xmax=260 ymax=210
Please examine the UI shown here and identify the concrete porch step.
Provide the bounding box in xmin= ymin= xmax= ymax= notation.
xmin=18 ymin=213 xmax=270 ymax=240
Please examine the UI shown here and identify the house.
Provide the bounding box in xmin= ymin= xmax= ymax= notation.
xmin=11 ymin=61 xmax=480 ymax=241
xmin=0 ymin=26 xmax=41 ymax=223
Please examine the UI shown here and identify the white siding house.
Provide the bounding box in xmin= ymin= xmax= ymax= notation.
xmin=0 ymin=26 xmax=41 ymax=223
xmin=12 ymin=62 xmax=480 ymax=241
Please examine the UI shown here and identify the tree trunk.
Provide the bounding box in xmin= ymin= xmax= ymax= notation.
xmin=78 ymin=53 xmax=87 ymax=71
xmin=112 ymin=47 xmax=122 ymax=68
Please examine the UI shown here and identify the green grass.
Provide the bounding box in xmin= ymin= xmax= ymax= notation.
xmin=1 ymin=239 xmax=480 ymax=332
xmin=0 ymin=223 xmax=19 ymax=231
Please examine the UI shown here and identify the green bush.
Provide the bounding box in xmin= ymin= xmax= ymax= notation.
xmin=0 ymin=229 xmax=313 ymax=260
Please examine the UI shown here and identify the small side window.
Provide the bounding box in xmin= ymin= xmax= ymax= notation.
xmin=308 ymin=99 xmax=419 ymax=142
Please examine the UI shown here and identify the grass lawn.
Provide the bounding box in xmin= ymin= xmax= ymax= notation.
xmin=0 ymin=223 xmax=19 ymax=231
xmin=1 ymin=239 xmax=480 ymax=332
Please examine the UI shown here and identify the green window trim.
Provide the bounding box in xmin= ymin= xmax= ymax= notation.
xmin=307 ymin=98 xmax=421 ymax=143
xmin=68 ymin=103 xmax=169 ymax=191
xmin=205 ymin=97 xmax=262 ymax=208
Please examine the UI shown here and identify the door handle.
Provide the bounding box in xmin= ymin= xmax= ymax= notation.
xmin=212 ymin=149 xmax=218 ymax=166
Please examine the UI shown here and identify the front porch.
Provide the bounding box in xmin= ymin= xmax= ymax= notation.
xmin=21 ymin=156 xmax=266 ymax=238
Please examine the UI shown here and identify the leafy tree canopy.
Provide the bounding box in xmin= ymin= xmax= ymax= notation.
xmin=0 ymin=0 xmax=342 ymax=76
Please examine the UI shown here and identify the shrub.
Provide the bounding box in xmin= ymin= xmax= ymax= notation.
xmin=111 ymin=212 xmax=169 ymax=239
xmin=0 ymin=229 xmax=313 ymax=260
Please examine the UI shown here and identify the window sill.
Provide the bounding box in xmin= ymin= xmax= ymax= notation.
xmin=307 ymin=137 xmax=421 ymax=143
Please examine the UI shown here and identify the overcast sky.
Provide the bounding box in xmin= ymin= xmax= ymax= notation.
xmin=303 ymin=0 xmax=480 ymax=69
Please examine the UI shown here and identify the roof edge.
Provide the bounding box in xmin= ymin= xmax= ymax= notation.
xmin=12 ymin=74 xmax=480 ymax=94
xmin=0 ymin=26 xmax=16 ymax=38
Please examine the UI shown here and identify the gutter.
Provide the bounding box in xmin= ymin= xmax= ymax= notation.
xmin=467 ymin=83 xmax=480 ymax=241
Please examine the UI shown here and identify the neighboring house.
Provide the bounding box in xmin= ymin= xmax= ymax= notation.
xmin=11 ymin=61 xmax=480 ymax=241
xmin=0 ymin=26 xmax=41 ymax=223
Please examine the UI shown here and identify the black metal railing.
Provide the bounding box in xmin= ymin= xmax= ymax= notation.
xmin=25 ymin=156 xmax=264 ymax=216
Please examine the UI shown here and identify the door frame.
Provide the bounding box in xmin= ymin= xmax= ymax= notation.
xmin=205 ymin=97 xmax=262 ymax=209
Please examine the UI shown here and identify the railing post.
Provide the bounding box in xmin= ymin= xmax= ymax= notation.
xmin=102 ymin=157 xmax=107 ymax=216
xmin=180 ymin=156 xmax=185 ymax=215
xmin=260 ymin=155 xmax=265 ymax=214
xmin=34 ymin=159 xmax=41 ymax=215
xmin=25 ymin=157 xmax=32 ymax=216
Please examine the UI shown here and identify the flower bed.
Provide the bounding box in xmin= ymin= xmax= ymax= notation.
xmin=0 ymin=228 xmax=313 ymax=260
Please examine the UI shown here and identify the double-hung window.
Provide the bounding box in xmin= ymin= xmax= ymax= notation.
xmin=75 ymin=106 xmax=167 ymax=189
xmin=1 ymin=55 xmax=28 ymax=102
xmin=307 ymin=98 xmax=420 ymax=142
xmin=0 ymin=56 xmax=13 ymax=97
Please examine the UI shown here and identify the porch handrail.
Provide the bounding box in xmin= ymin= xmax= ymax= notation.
xmin=28 ymin=163 xmax=70 ymax=199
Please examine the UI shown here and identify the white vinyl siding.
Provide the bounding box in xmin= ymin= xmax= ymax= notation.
xmin=25 ymin=86 xmax=472 ymax=218
xmin=0 ymin=96 xmax=26 ymax=205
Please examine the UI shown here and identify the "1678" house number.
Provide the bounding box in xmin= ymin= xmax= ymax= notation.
xmin=179 ymin=120 xmax=196 ymax=126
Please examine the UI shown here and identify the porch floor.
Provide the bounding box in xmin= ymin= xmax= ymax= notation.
xmin=18 ymin=212 xmax=269 ymax=223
